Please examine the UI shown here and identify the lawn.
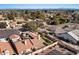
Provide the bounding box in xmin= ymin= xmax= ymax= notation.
xmin=42 ymin=36 xmax=54 ymax=46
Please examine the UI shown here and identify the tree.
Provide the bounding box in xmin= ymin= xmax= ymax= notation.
xmin=54 ymin=15 xmax=61 ymax=25
xmin=53 ymin=13 xmax=69 ymax=25
xmin=0 ymin=22 xmax=7 ymax=28
xmin=35 ymin=21 xmax=44 ymax=28
xmin=23 ymin=21 xmax=38 ymax=32
xmin=7 ymin=13 xmax=14 ymax=20
xmin=30 ymin=11 xmax=45 ymax=20
xmin=23 ymin=21 xmax=44 ymax=32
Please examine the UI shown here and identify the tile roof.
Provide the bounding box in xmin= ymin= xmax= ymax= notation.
xmin=0 ymin=42 xmax=14 ymax=55
xmin=0 ymin=38 xmax=33 ymax=55
xmin=9 ymin=34 xmax=20 ymax=40
xmin=14 ymin=32 xmax=44 ymax=54
xmin=0 ymin=32 xmax=44 ymax=55
xmin=15 ymin=40 xmax=33 ymax=54
xmin=34 ymin=43 xmax=75 ymax=55
xmin=46 ymin=49 xmax=63 ymax=55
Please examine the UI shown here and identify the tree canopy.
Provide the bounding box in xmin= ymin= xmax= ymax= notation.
xmin=23 ymin=21 xmax=44 ymax=32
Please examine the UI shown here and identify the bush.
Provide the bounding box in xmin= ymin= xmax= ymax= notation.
xmin=31 ymin=48 xmax=36 ymax=52
xmin=43 ymin=37 xmax=51 ymax=43
xmin=43 ymin=42 xmax=48 ymax=46
xmin=0 ymin=22 xmax=7 ymax=28
xmin=42 ymin=36 xmax=56 ymax=46
xmin=23 ymin=21 xmax=38 ymax=32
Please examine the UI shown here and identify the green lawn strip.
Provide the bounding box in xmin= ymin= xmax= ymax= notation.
xmin=42 ymin=36 xmax=54 ymax=45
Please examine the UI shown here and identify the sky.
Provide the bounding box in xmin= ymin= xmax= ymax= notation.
xmin=0 ymin=4 xmax=79 ymax=9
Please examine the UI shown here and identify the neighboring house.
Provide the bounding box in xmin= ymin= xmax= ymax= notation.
xmin=31 ymin=41 xmax=75 ymax=55
xmin=14 ymin=17 xmax=25 ymax=23
xmin=45 ymin=44 xmax=75 ymax=55
xmin=9 ymin=20 xmax=17 ymax=28
xmin=56 ymin=30 xmax=79 ymax=44
xmin=0 ymin=29 xmax=20 ymax=38
xmin=0 ymin=14 xmax=4 ymax=20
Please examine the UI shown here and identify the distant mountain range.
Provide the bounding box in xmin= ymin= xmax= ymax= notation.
xmin=0 ymin=8 xmax=79 ymax=10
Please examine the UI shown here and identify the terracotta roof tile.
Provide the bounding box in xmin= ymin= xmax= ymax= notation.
xmin=9 ymin=34 xmax=20 ymax=40
xmin=0 ymin=42 xmax=14 ymax=55
xmin=0 ymin=32 xmax=44 ymax=55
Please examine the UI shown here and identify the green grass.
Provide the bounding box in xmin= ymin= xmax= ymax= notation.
xmin=42 ymin=36 xmax=54 ymax=45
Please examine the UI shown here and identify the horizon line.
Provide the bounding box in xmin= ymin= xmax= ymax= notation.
xmin=0 ymin=4 xmax=79 ymax=9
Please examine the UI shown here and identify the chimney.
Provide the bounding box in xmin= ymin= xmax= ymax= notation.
xmin=24 ymin=40 xmax=27 ymax=45
xmin=22 ymin=40 xmax=27 ymax=45
xmin=38 ymin=34 xmax=41 ymax=40
xmin=23 ymin=33 xmax=26 ymax=37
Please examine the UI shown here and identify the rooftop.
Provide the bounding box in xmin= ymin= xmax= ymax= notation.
xmin=0 ymin=42 xmax=14 ymax=55
xmin=32 ymin=42 xmax=75 ymax=55
xmin=0 ymin=29 xmax=20 ymax=38
xmin=68 ymin=30 xmax=79 ymax=41
xmin=46 ymin=49 xmax=63 ymax=55
xmin=0 ymin=32 xmax=44 ymax=55
xmin=33 ymin=42 xmax=75 ymax=55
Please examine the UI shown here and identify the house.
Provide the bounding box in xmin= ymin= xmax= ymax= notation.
xmin=9 ymin=32 xmax=44 ymax=55
xmin=56 ymin=29 xmax=79 ymax=44
xmin=30 ymin=41 xmax=75 ymax=55
xmin=0 ymin=42 xmax=15 ymax=55
xmin=0 ymin=14 xmax=4 ymax=20
xmin=0 ymin=20 xmax=17 ymax=29
xmin=0 ymin=29 xmax=20 ymax=38
xmin=9 ymin=20 xmax=17 ymax=28
xmin=45 ymin=44 xmax=75 ymax=55
xmin=0 ymin=29 xmax=20 ymax=55
xmin=0 ymin=30 xmax=44 ymax=55
xmin=19 ymin=32 xmax=44 ymax=49
xmin=14 ymin=17 xmax=25 ymax=23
